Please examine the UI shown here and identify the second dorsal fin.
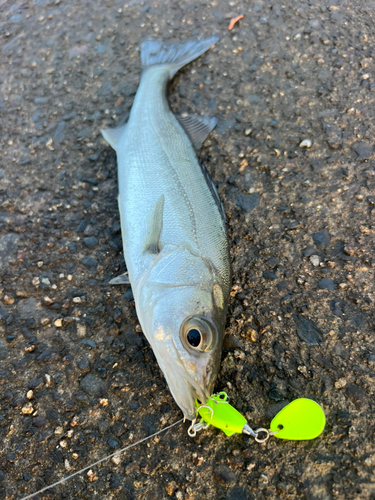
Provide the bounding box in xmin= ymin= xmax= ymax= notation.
xmin=177 ymin=115 xmax=217 ymax=151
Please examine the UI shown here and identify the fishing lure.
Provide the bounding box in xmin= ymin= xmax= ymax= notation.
xmin=188 ymin=392 xmax=326 ymax=443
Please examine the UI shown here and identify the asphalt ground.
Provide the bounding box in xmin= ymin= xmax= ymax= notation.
xmin=0 ymin=0 xmax=374 ymax=499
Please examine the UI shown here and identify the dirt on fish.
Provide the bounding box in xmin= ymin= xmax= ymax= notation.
xmin=0 ymin=0 xmax=374 ymax=499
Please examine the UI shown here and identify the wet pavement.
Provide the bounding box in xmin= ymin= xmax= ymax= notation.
xmin=0 ymin=0 xmax=374 ymax=499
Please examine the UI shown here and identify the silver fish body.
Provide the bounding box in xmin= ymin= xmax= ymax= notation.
xmin=101 ymin=37 xmax=231 ymax=420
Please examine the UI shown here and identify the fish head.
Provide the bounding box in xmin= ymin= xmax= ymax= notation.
xmin=148 ymin=285 xmax=226 ymax=420
xmin=135 ymin=246 xmax=229 ymax=420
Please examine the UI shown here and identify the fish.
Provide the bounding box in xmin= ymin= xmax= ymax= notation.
xmin=101 ymin=36 xmax=231 ymax=421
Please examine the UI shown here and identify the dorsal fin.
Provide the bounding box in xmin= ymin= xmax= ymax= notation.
xmin=177 ymin=115 xmax=217 ymax=151
xmin=100 ymin=124 xmax=127 ymax=150
xmin=143 ymin=195 xmax=165 ymax=254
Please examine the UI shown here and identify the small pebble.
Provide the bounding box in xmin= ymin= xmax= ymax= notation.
xmin=313 ymin=229 xmax=331 ymax=249
xmin=353 ymin=141 xmax=372 ymax=160
xmin=21 ymin=403 xmax=34 ymax=415
xmin=54 ymin=318 xmax=63 ymax=327
xmin=299 ymin=139 xmax=312 ymax=148
xmin=298 ymin=366 xmax=308 ymax=377
xmin=77 ymin=323 xmax=86 ymax=338
xmin=107 ymin=439 xmax=119 ymax=449
xmin=263 ymin=270 xmax=277 ymax=280
xmin=247 ymin=328 xmax=258 ymax=342
xmin=165 ymin=481 xmax=177 ymax=496
xmin=111 ymin=454 xmax=121 ymax=465
xmin=32 ymin=277 xmax=40 ymax=286
xmin=234 ymin=349 xmax=245 ymax=359
xmin=3 ymin=295 xmax=15 ymax=305
xmin=310 ymin=255 xmax=320 ymax=267
xmin=78 ymin=358 xmax=90 ymax=370
xmin=335 ymin=378 xmax=347 ymax=389
xmin=318 ymin=277 xmax=335 ymax=290
xmin=344 ymin=246 xmax=354 ymax=256
xmin=259 ymin=475 xmax=269 ymax=485
xmin=27 ymin=390 xmax=34 ymax=400
xmin=84 ymin=236 xmax=98 ymax=248
xmin=70 ymin=416 xmax=79 ymax=427
xmin=87 ymin=469 xmax=98 ymax=482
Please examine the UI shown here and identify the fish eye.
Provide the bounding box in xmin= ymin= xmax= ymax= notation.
xmin=181 ymin=316 xmax=216 ymax=353
xmin=186 ymin=328 xmax=202 ymax=348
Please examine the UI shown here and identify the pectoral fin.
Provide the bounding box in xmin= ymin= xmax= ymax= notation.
xmin=109 ymin=272 xmax=130 ymax=285
xmin=100 ymin=124 xmax=127 ymax=150
xmin=143 ymin=195 xmax=164 ymax=254
xmin=177 ymin=115 xmax=217 ymax=151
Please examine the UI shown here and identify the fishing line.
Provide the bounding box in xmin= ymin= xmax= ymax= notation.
xmin=18 ymin=418 xmax=183 ymax=500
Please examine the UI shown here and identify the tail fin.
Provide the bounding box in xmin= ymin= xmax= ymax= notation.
xmin=141 ymin=36 xmax=219 ymax=78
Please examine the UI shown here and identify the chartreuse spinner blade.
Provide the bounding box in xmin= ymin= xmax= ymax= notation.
xmin=187 ymin=393 xmax=325 ymax=443
xmin=269 ymin=398 xmax=326 ymax=440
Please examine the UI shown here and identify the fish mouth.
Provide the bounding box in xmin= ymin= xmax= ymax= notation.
xmin=154 ymin=337 xmax=215 ymax=420
xmin=189 ymin=379 xmax=212 ymax=408
xmin=168 ymin=360 xmax=215 ymax=421
xmin=176 ymin=378 xmax=212 ymax=421
xmin=170 ymin=335 xmax=216 ymax=420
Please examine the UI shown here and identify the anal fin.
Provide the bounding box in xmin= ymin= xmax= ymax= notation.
xmin=109 ymin=272 xmax=130 ymax=285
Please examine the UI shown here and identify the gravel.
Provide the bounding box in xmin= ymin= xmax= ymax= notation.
xmin=318 ymin=277 xmax=336 ymax=290
xmin=1 ymin=0 xmax=374 ymax=499
xmin=312 ymin=229 xmax=331 ymax=249
xmin=309 ymin=255 xmax=320 ymax=267
xmin=353 ymin=141 xmax=372 ymax=160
